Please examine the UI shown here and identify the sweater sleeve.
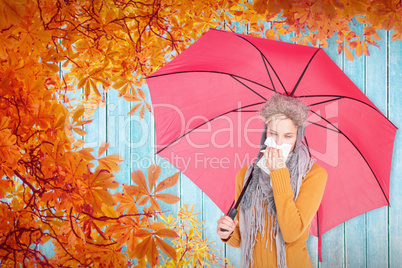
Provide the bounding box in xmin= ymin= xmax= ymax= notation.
xmin=221 ymin=166 xmax=248 ymax=248
xmin=270 ymin=163 xmax=327 ymax=243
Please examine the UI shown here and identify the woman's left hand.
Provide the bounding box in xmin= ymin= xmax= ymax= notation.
xmin=264 ymin=147 xmax=287 ymax=172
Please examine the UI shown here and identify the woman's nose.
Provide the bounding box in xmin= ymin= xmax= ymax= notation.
xmin=276 ymin=136 xmax=284 ymax=146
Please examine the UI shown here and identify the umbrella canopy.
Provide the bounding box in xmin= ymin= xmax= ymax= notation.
xmin=147 ymin=29 xmax=397 ymax=241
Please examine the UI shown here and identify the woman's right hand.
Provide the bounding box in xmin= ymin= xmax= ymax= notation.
xmin=216 ymin=215 xmax=238 ymax=240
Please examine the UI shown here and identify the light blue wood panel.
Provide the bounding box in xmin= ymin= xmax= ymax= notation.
xmin=319 ymin=34 xmax=345 ymax=268
xmin=106 ymin=89 xmax=131 ymax=192
xmin=84 ymin=103 xmax=106 ymax=154
xmin=202 ymin=193 xmax=226 ymax=264
xmin=365 ymin=29 xmax=389 ymax=268
xmin=344 ymin=20 xmax=367 ymax=268
xmin=130 ymin=85 xmax=154 ymax=174
xmin=389 ymin=31 xmax=402 ymax=268
xmin=180 ymin=173 xmax=204 ymax=223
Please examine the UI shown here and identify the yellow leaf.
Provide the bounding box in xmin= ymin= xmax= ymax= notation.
xmin=124 ymin=93 xmax=141 ymax=102
xmin=148 ymin=164 xmax=161 ymax=191
xmin=77 ymin=77 xmax=88 ymax=89
xmin=118 ymin=84 xmax=129 ymax=97
xmin=92 ymin=169 xmax=119 ymax=189
xmin=98 ymin=142 xmax=109 ymax=157
xmin=72 ymin=105 xmax=85 ymax=122
xmin=3 ymin=0 xmax=25 ymax=24
xmin=373 ymin=31 xmax=382 ymax=40
xmin=137 ymin=89 xmax=146 ymax=100
xmin=355 ymin=42 xmax=363 ymax=57
xmin=138 ymin=196 xmax=150 ymax=206
xmin=146 ymin=238 xmax=158 ymax=267
xmin=155 ymin=237 xmax=177 ymax=260
xmin=154 ymin=172 xmax=179 ymax=193
xmin=99 ymin=154 xmax=123 ymax=163
xmin=90 ymin=79 xmax=101 ymax=96
xmin=362 ymin=41 xmax=370 ymax=56
xmin=128 ymin=103 xmax=142 ymax=115
xmin=124 ymin=184 xmax=148 ymax=197
xmin=149 ymin=196 xmax=161 ymax=211
xmin=113 ymin=80 xmax=127 ymax=90
xmin=355 ymin=16 xmax=367 ymax=24
xmin=136 ymin=229 xmax=152 ymax=238
xmin=74 ymin=139 xmax=85 ymax=148
xmin=139 ymin=105 xmax=145 ymax=119
xmin=73 ymin=127 xmax=87 ymax=136
xmin=155 ymin=229 xmax=178 ymax=239
xmin=150 ymin=222 xmax=165 ymax=231
xmin=153 ymin=193 xmax=180 ymax=204
xmin=85 ymin=80 xmax=91 ymax=98
xmin=391 ymin=32 xmax=401 ymax=41
xmin=344 ymin=46 xmax=354 ymax=61
xmin=78 ymin=148 xmax=96 ymax=161
xmin=131 ymin=170 xmax=149 ymax=195
xmin=133 ymin=236 xmax=151 ymax=259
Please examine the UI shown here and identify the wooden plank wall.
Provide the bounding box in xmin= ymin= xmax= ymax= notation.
xmin=42 ymin=27 xmax=401 ymax=267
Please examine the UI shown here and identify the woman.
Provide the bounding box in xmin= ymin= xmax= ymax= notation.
xmin=216 ymin=94 xmax=327 ymax=268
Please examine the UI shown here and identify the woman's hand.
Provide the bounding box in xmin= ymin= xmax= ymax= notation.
xmin=216 ymin=215 xmax=238 ymax=240
xmin=264 ymin=147 xmax=287 ymax=172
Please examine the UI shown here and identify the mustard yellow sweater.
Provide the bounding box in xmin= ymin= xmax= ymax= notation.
xmin=224 ymin=164 xmax=327 ymax=268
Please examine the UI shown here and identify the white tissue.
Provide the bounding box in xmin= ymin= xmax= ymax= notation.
xmin=257 ymin=137 xmax=293 ymax=174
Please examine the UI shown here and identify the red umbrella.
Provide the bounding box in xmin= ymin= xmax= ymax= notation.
xmin=146 ymin=29 xmax=397 ymax=258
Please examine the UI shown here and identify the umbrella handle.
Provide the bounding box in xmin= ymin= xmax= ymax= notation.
xmin=219 ymin=161 xmax=257 ymax=232
xmin=219 ymin=208 xmax=238 ymax=232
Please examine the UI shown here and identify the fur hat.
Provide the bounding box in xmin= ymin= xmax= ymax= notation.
xmin=260 ymin=94 xmax=309 ymax=127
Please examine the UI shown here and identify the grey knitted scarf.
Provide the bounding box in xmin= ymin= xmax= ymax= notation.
xmin=239 ymin=126 xmax=315 ymax=268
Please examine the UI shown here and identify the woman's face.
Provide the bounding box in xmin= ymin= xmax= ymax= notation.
xmin=266 ymin=117 xmax=298 ymax=150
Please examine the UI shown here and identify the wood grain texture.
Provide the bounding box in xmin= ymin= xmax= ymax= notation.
xmin=45 ymin=29 xmax=401 ymax=268
xmin=366 ymin=29 xmax=389 ymax=268
xmin=389 ymin=31 xmax=402 ymax=268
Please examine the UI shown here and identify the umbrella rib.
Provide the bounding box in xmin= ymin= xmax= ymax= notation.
xmin=307 ymin=97 xmax=343 ymax=107
xmin=309 ymin=110 xmax=390 ymax=205
xmin=289 ymin=48 xmax=321 ymax=96
xmin=156 ymin=101 xmax=266 ymax=154
xmin=261 ymin=54 xmax=277 ymax=93
xmin=303 ymin=136 xmax=312 ymax=157
xmin=307 ymin=121 xmax=339 ymax=133
xmin=297 ymin=95 xmax=397 ymax=129
xmin=147 ymin=70 xmax=276 ymax=93
xmin=230 ymin=75 xmax=268 ymax=101
xmin=234 ymin=34 xmax=289 ymax=95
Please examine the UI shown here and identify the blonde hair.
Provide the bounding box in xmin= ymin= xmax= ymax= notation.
xmin=265 ymin=113 xmax=289 ymax=125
